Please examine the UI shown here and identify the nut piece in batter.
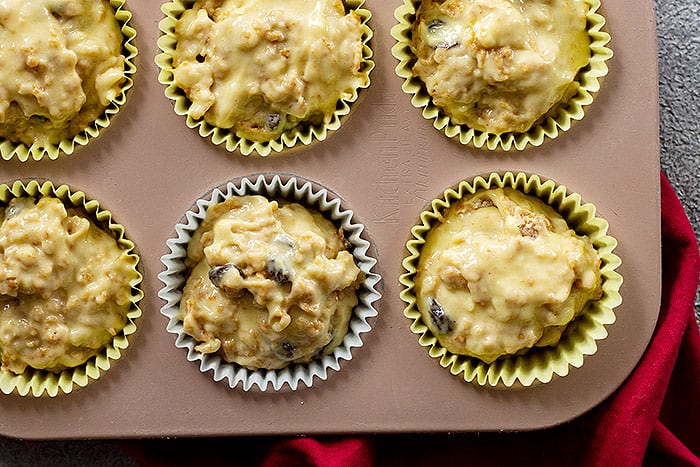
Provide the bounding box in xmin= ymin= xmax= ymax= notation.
xmin=180 ymin=195 xmax=363 ymax=370
xmin=414 ymin=188 xmax=603 ymax=363
xmin=411 ymin=0 xmax=590 ymax=134
xmin=0 ymin=0 xmax=127 ymax=147
xmin=0 ymin=197 xmax=138 ymax=374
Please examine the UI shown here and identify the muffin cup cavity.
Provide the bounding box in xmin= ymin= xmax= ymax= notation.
xmin=399 ymin=172 xmax=622 ymax=387
xmin=391 ymin=0 xmax=613 ymax=151
xmin=158 ymin=174 xmax=381 ymax=391
xmin=155 ymin=0 xmax=374 ymax=157
xmin=0 ymin=0 xmax=138 ymax=162
xmin=0 ymin=180 xmax=143 ymax=397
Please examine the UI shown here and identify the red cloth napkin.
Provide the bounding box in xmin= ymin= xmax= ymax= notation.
xmin=125 ymin=172 xmax=700 ymax=467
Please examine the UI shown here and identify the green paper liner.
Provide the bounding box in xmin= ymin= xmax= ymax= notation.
xmin=391 ymin=0 xmax=613 ymax=151
xmin=399 ymin=172 xmax=623 ymax=387
xmin=155 ymin=0 xmax=374 ymax=157
xmin=0 ymin=180 xmax=143 ymax=397
xmin=0 ymin=0 xmax=138 ymax=162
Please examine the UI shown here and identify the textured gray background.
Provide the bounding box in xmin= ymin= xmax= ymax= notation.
xmin=655 ymin=0 xmax=700 ymax=328
xmin=0 ymin=0 xmax=698 ymax=465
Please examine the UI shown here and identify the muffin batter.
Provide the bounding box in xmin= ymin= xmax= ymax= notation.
xmin=0 ymin=0 xmax=126 ymax=146
xmin=180 ymin=195 xmax=363 ymax=370
xmin=171 ymin=0 xmax=366 ymax=141
xmin=415 ymin=188 xmax=602 ymax=363
xmin=0 ymin=197 xmax=138 ymax=373
xmin=411 ymin=0 xmax=590 ymax=134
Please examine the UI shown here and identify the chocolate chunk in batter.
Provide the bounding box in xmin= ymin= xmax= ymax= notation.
xmin=279 ymin=341 xmax=296 ymax=360
xmin=265 ymin=259 xmax=290 ymax=285
xmin=208 ymin=263 xmax=233 ymax=287
xmin=428 ymin=297 xmax=454 ymax=334
xmin=426 ymin=19 xmax=444 ymax=33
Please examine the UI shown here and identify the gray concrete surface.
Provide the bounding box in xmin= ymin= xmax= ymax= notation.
xmin=655 ymin=0 xmax=700 ymax=327
xmin=0 ymin=0 xmax=698 ymax=464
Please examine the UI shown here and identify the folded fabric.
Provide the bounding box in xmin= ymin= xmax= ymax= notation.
xmin=121 ymin=172 xmax=700 ymax=466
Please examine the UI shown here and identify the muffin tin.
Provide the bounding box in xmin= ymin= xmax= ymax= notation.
xmin=0 ymin=0 xmax=660 ymax=438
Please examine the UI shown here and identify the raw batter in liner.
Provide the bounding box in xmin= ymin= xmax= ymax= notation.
xmin=411 ymin=0 xmax=590 ymax=134
xmin=0 ymin=0 xmax=126 ymax=146
xmin=180 ymin=195 xmax=363 ymax=370
xmin=170 ymin=0 xmax=366 ymax=141
xmin=0 ymin=197 xmax=138 ymax=374
xmin=415 ymin=188 xmax=602 ymax=363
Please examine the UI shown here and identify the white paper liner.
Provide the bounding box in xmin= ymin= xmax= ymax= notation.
xmin=158 ymin=174 xmax=381 ymax=391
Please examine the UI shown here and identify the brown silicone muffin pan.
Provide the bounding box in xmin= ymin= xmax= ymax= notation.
xmin=0 ymin=0 xmax=660 ymax=438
